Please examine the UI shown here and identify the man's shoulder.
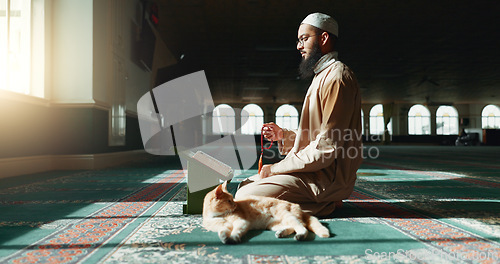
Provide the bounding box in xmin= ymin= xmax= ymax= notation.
xmin=315 ymin=61 xmax=359 ymax=92
xmin=322 ymin=61 xmax=355 ymax=80
xmin=331 ymin=60 xmax=353 ymax=73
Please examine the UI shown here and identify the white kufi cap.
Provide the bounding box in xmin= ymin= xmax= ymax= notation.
xmin=301 ymin=13 xmax=338 ymax=36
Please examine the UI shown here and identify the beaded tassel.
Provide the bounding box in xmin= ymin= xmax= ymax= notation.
xmin=258 ymin=127 xmax=273 ymax=174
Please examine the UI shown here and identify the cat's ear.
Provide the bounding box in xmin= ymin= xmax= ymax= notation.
xmin=215 ymin=184 xmax=224 ymax=198
xmin=221 ymin=181 xmax=228 ymax=192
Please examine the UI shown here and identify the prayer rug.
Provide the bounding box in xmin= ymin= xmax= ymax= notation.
xmin=0 ymin=147 xmax=499 ymax=263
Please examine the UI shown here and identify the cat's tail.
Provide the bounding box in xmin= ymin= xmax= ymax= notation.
xmin=304 ymin=214 xmax=330 ymax=238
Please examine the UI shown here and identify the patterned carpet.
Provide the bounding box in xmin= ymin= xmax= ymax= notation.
xmin=0 ymin=146 xmax=499 ymax=263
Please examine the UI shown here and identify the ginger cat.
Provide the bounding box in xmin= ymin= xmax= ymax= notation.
xmin=203 ymin=181 xmax=330 ymax=244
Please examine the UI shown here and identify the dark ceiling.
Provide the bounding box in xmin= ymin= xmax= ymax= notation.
xmin=154 ymin=0 xmax=500 ymax=106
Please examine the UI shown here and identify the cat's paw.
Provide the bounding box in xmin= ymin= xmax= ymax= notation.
xmin=218 ymin=230 xmax=231 ymax=244
xmin=316 ymin=228 xmax=330 ymax=238
xmin=294 ymin=231 xmax=308 ymax=241
xmin=226 ymin=235 xmax=241 ymax=244
xmin=275 ymin=228 xmax=293 ymax=238
xmin=220 ymin=236 xmax=239 ymax=244
xmin=219 ymin=231 xmax=241 ymax=244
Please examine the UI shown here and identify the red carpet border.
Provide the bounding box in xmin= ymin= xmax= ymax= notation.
xmin=349 ymin=190 xmax=500 ymax=263
xmin=0 ymin=170 xmax=185 ymax=264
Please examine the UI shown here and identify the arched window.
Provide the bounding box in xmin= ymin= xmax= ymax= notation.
xmin=436 ymin=106 xmax=459 ymax=135
xmin=275 ymin=104 xmax=299 ymax=130
xmin=241 ymin=104 xmax=264 ymax=135
xmin=212 ymin=104 xmax=235 ymax=134
xmin=369 ymin=104 xmax=392 ymax=135
xmin=481 ymin=104 xmax=500 ymax=129
xmin=408 ymin=104 xmax=431 ymax=135
xmin=361 ymin=109 xmax=364 ymax=135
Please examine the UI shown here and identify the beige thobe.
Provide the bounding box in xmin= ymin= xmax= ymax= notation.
xmin=235 ymin=52 xmax=363 ymax=217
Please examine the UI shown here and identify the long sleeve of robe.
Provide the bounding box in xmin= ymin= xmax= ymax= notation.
xmin=270 ymin=52 xmax=363 ymax=202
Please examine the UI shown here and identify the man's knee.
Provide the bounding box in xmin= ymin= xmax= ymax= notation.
xmin=234 ymin=184 xmax=252 ymax=200
xmin=234 ymin=180 xmax=288 ymax=200
xmin=234 ymin=174 xmax=308 ymax=201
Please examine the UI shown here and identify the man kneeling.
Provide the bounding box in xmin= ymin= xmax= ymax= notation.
xmin=235 ymin=12 xmax=363 ymax=217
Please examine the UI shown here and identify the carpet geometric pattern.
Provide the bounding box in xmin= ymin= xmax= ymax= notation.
xmin=0 ymin=146 xmax=499 ymax=263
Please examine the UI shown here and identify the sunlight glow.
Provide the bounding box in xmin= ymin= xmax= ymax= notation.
xmin=0 ymin=0 xmax=31 ymax=95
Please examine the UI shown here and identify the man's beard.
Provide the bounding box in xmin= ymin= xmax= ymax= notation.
xmin=298 ymin=43 xmax=323 ymax=79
